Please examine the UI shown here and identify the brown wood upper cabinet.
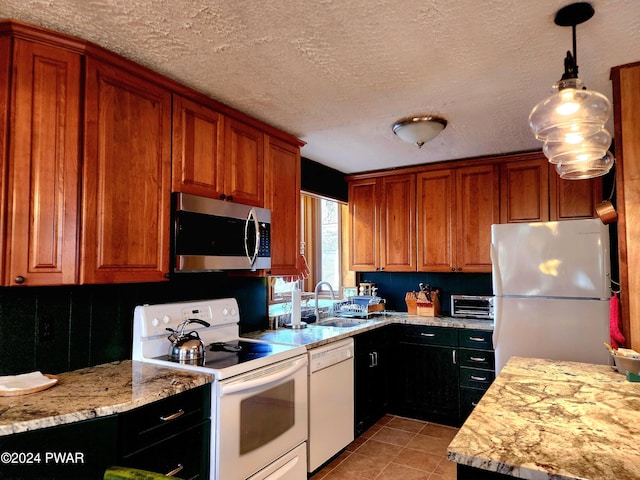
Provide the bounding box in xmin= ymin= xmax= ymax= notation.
xmin=549 ymin=173 xmax=602 ymax=221
xmin=265 ymin=136 xmax=301 ymax=276
xmin=2 ymin=39 xmax=81 ymax=286
xmin=172 ymin=95 xmax=266 ymax=207
xmin=500 ymin=155 xmax=549 ymax=223
xmin=81 ymin=58 xmax=172 ymax=284
xmin=172 ymin=94 xmax=225 ymax=199
xmin=349 ymin=175 xmax=416 ymax=272
xmin=500 ymin=152 xmax=601 ymax=223
xmin=417 ymin=165 xmax=498 ymax=273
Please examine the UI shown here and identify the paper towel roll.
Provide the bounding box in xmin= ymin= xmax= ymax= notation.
xmin=291 ymin=287 xmax=301 ymax=326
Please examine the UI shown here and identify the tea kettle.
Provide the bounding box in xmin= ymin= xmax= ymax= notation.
xmin=166 ymin=319 xmax=210 ymax=364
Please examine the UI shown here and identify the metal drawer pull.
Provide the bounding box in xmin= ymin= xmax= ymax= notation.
xmin=420 ymin=333 xmax=436 ymax=337
xmin=470 ymin=356 xmax=486 ymax=362
xmin=166 ymin=464 xmax=184 ymax=477
xmin=452 ymin=350 xmax=457 ymax=365
xmin=472 ymin=402 xmax=478 ymax=407
xmin=470 ymin=375 xmax=488 ymax=381
xmin=160 ymin=409 xmax=185 ymax=422
xmin=469 ymin=337 xmax=485 ymax=342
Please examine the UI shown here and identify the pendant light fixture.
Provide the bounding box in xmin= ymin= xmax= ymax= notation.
xmin=392 ymin=116 xmax=447 ymax=148
xmin=528 ymin=2 xmax=614 ymax=180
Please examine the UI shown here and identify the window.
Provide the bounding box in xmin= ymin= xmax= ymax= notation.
xmin=269 ymin=193 xmax=353 ymax=302
xmin=319 ymin=198 xmax=340 ymax=291
xmin=301 ymin=193 xmax=353 ymax=295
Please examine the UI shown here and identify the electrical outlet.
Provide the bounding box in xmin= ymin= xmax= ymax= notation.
xmin=39 ymin=317 xmax=53 ymax=342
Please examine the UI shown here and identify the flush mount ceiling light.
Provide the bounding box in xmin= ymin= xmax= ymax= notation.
xmin=392 ymin=116 xmax=447 ymax=148
xmin=528 ymin=2 xmax=614 ymax=180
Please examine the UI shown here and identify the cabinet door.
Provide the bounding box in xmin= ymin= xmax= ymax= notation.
xmin=379 ymin=174 xmax=416 ymax=271
xmin=5 ymin=39 xmax=81 ymax=286
xmin=82 ymin=58 xmax=171 ymax=283
xmin=500 ymin=156 xmax=549 ymax=223
xmin=354 ymin=328 xmax=389 ymax=436
xmin=549 ymin=173 xmax=602 ymax=220
xmin=349 ymin=178 xmax=379 ymax=271
xmin=265 ymin=136 xmax=300 ymax=275
xmin=172 ymin=94 xmax=225 ymax=198
xmin=0 ymin=36 xmax=9 ymax=274
xmin=225 ymin=118 xmax=264 ymax=206
xmin=455 ymin=165 xmax=499 ymax=272
xmin=417 ymin=169 xmax=455 ymax=272
xmin=394 ymin=342 xmax=459 ymax=424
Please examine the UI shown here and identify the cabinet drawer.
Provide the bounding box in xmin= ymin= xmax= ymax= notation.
xmin=458 ymin=349 xmax=495 ymax=370
xmin=120 ymin=385 xmax=211 ymax=454
xmin=399 ymin=325 xmax=457 ymax=346
xmin=460 ymin=387 xmax=487 ymax=419
xmin=122 ymin=420 xmax=210 ymax=479
xmin=458 ymin=329 xmax=493 ymax=350
xmin=459 ymin=367 xmax=495 ymax=390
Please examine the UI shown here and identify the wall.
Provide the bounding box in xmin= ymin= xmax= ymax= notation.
xmin=301 ymin=157 xmax=348 ymax=202
xmin=0 ymin=274 xmax=267 ymax=376
xmin=358 ymin=271 xmax=492 ymax=315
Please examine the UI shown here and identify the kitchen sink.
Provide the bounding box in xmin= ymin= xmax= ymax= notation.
xmin=315 ymin=318 xmax=373 ymax=328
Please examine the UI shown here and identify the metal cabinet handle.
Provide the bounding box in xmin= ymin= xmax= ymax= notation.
xmin=420 ymin=333 xmax=436 ymax=337
xmin=470 ymin=356 xmax=486 ymax=362
xmin=469 ymin=337 xmax=485 ymax=342
xmin=14 ymin=275 xmax=25 ymax=284
xmin=166 ymin=464 xmax=184 ymax=477
xmin=470 ymin=375 xmax=488 ymax=381
xmin=370 ymin=351 xmax=378 ymax=367
xmin=452 ymin=349 xmax=457 ymax=365
xmin=159 ymin=409 xmax=184 ymax=422
xmin=471 ymin=402 xmax=478 ymax=407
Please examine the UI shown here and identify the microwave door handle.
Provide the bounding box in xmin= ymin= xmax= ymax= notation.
xmin=244 ymin=207 xmax=260 ymax=267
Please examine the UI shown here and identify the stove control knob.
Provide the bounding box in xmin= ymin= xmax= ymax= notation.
xmin=231 ymin=308 xmax=237 ymax=316
xmin=222 ymin=308 xmax=229 ymax=316
xmin=162 ymin=315 xmax=171 ymax=325
xmin=151 ymin=318 xmax=160 ymax=327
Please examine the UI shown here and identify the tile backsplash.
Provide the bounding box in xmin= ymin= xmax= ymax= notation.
xmin=0 ymin=274 xmax=267 ymax=376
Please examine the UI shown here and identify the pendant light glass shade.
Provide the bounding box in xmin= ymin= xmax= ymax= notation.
xmin=528 ymin=2 xmax=614 ymax=180
xmin=554 ymin=151 xmax=614 ymax=179
xmin=529 ymin=81 xmax=611 ymax=143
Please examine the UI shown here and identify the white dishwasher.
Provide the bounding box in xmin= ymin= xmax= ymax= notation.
xmin=307 ymin=337 xmax=355 ymax=472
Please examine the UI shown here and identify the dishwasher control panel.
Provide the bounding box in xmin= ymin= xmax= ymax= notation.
xmin=309 ymin=338 xmax=354 ymax=373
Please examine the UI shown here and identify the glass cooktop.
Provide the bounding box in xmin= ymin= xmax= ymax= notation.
xmin=153 ymin=339 xmax=300 ymax=371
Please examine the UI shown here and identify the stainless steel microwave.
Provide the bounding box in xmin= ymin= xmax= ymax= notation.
xmin=451 ymin=295 xmax=494 ymax=320
xmin=173 ymin=193 xmax=271 ymax=272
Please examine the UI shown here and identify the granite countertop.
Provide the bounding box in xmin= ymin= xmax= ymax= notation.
xmin=245 ymin=312 xmax=494 ymax=349
xmin=447 ymin=357 xmax=640 ymax=480
xmin=0 ymin=360 xmax=214 ymax=437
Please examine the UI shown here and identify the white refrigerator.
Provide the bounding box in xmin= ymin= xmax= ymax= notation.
xmin=491 ymin=218 xmax=611 ymax=374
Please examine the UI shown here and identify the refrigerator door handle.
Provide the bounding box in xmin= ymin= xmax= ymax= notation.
xmin=490 ymin=242 xmax=502 ymax=297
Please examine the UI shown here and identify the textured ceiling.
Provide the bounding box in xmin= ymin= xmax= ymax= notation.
xmin=1 ymin=0 xmax=639 ymax=174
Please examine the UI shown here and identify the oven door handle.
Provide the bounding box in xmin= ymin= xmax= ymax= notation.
xmin=220 ymin=357 xmax=307 ymax=396
xmin=244 ymin=207 xmax=260 ymax=267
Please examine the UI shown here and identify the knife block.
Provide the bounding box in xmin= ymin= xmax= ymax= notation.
xmin=416 ymin=291 xmax=441 ymax=317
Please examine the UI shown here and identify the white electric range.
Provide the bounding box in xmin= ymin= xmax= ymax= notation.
xmin=132 ymin=298 xmax=308 ymax=480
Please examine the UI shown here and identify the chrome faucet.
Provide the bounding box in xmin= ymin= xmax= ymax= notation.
xmin=314 ymin=281 xmax=336 ymax=321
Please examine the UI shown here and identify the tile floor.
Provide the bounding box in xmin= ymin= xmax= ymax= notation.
xmin=309 ymin=415 xmax=458 ymax=480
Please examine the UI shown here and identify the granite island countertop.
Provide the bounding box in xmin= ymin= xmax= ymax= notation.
xmin=447 ymin=356 xmax=640 ymax=480
xmin=0 ymin=360 xmax=214 ymax=436
xmin=245 ymin=312 xmax=494 ymax=348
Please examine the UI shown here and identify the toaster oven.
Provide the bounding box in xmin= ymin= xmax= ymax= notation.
xmin=451 ymin=295 xmax=494 ymax=320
